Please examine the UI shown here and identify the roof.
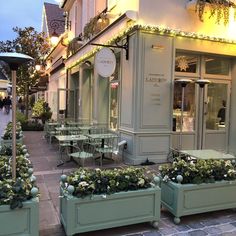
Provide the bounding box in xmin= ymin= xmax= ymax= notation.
xmin=44 ymin=2 xmax=65 ymax=36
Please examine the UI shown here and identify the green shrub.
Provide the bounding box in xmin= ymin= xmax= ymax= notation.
xmin=159 ymin=159 xmax=236 ymax=184
xmin=21 ymin=121 xmax=44 ymax=131
xmin=61 ymin=167 xmax=152 ymax=198
xmin=16 ymin=111 xmax=27 ymax=125
xmin=32 ymin=99 xmax=52 ymax=124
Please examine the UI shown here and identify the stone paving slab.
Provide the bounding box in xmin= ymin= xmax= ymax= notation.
xmin=22 ymin=131 xmax=236 ymax=236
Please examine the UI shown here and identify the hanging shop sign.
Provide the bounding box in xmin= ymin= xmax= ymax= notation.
xmin=95 ymin=48 xmax=116 ymax=78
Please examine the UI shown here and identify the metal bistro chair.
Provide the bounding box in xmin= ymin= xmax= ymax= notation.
xmin=67 ymin=141 xmax=95 ymax=167
xmin=95 ymin=135 xmax=119 ymax=166
xmin=48 ymin=125 xmax=61 ymax=145
xmin=58 ymin=139 xmax=78 ymax=166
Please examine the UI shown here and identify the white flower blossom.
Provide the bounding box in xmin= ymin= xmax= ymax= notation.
xmin=138 ymin=178 xmax=145 ymax=186
xmin=163 ymin=175 xmax=170 ymax=182
xmin=78 ymin=181 xmax=89 ymax=187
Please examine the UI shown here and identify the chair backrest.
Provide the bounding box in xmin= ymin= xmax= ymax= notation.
xmin=104 ymin=135 xmax=119 ymax=153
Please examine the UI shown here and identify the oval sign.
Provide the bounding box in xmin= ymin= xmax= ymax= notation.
xmin=95 ymin=48 xmax=116 ymax=77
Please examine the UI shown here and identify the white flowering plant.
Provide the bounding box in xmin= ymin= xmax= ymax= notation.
xmin=0 ymin=155 xmax=38 ymax=209
xmin=2 ymin=122 xmax=22 ymax=140
xmin=62 ymin=167 xmax=152 ymax=198
xmin=159 ymin=159 xmax=236 ymax=184
xmin=0 ymin=144 xmax=28 ymax=156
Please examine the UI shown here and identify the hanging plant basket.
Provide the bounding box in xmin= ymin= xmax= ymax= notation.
xmin=188 ymin=0 xmax=236 ymax=25
xmin=83 ymin=13 xmax=110 ymax=40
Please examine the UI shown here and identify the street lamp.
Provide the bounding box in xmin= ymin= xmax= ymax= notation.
xmin=175 ymin=78 xmax=192 ymax=149
xmin=50 ymin=19 xmax=71 ymax=45
xmin=195 ymin=79 xmax=210 ymax=149
xmin=0 ymin=52 xmax=33 ymax=180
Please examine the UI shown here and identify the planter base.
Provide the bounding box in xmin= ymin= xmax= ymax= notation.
xmin=161 ymin=180 xmax=236 ymax=224
xmin=60 ymin=187 xmax=161 ymax=236
xmin=0 ymin=198 xmax=39 ymax=236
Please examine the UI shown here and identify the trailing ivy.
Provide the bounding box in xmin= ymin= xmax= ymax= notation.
xmin=195 ymin=0 xmax=236 ymax=25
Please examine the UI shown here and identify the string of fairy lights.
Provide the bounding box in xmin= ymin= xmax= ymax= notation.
xmin=66 ymin=23 xmax=236 ymax=70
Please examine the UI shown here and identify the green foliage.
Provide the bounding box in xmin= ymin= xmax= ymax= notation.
xmin=16 ymin=111 xmax=27 ymax=125
xmin=83 ymin=13 xmax=109 ymax=40
xmin=159 ymin=158 xmax=236 ymax=184
xmin=0 ymin=155 xmax=37 ymax=209
xmin=0 ymin=144 xmax=27 ymax=156
xmin=0 ymin=27 xmax=50 ymax=119
xmin=2 ymin=122 xmax=22 ymax=140
xmin=21 ymin=121 xmax=44 ymax=131
xmin=195 ymin=0 xmax=236 ymax=25
xmin=62 ymin=167 xmax=152 ymax=198
xmin=32 ymin=99 xmax=45 ymax=118
xmin=32 ymin=99 xmax=52 ymax=123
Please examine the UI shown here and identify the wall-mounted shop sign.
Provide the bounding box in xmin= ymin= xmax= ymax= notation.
xmin=95 ymin=48 xmax=116 ymax=78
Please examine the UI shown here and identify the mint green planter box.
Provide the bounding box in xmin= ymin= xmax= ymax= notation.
xmin=161 ymin=180 xmax=236 ymax=224
xmin=60 ymin=187 xmax=161 ymax=236
xmin=1 ymin=138 xmax=23 ymax=146
xmin=0 ymin=198 xmax=39 ymax=236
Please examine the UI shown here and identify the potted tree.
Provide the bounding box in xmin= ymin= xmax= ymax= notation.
xmin=32 ymin=99 xmax=52 ymax=124
xmin=159 ymin=158 xmax=236 ymax=224
xmin=60 ymin=167 xmax=161 ymax=236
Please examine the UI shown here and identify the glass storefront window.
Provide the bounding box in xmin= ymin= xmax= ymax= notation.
xmin=175 ymin=53 xmax=198 ymax=73
xmin=173 ymin=82 xmax=195 ymax=132
xmin=109 ymin=53 xmax=120 ymax=131
xmin=109 ymin=82 xmax=119 ymax=130
xmin=206 ymin=83 xmax=227 ymax=130
xmin=205 ymin=57 xmax=230 ymax=75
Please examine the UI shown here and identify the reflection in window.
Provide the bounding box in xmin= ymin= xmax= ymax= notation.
xmin=175 ymin=53 xmax=198 ymax=73
xmin=173 ymin=82 xmax=195 ymax=132
xmin=109 ymin=53 xmax=120 ymax=131
xmin=205 ymin=57 xmax=229 ymax=75
xmin=206 ymin=83 xmax=227 ymax=130
xmin=109 ymin=82 xmax=118 ymax=130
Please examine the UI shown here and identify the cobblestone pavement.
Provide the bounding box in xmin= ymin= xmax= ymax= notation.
xmin=21 ymin=131 xmax=236 ymax=236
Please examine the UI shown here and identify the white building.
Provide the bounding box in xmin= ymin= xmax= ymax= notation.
xmin=45 ymin=0 xmax=236 ymax=163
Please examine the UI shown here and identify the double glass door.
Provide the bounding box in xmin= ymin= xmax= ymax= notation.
xmin=173 ymin=80 xmax=230 ymax=151
xmin=197 ymin=81 xmax=229 ymax=150
xmin=173 ymin=53 xmax=231 ymax=151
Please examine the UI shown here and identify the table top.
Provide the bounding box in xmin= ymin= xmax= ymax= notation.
xmin=180 ymin=149 xmax=235 ymax=160
xmin=46 ymin=122 xmax=60 ymax=126
xmin=86 ymin=133 xmax=118 ymax=139
xmin=55 ymin=126 xmax=79 ymax=131
xmin=55 ymin=135 xmax=88 ymax=142
xmin=78 ymin=126 xmax=94 ymax=130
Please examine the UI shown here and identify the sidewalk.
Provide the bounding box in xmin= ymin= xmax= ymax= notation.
xmin=21 ymin=131 xmax=236 ymax=236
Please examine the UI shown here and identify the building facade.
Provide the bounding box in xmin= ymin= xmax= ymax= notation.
xmin=46 ymin=0 xmax=236 ymax=163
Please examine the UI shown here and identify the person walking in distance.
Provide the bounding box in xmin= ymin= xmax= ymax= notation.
xmin=4 ymin=96 xmax=11 ymax=114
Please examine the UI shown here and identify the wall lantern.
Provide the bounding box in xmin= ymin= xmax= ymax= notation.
xmin=50 ymin=19 xmax=71 ymax=45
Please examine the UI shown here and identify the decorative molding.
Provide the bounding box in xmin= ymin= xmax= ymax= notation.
xmin=66 ymin=24 xmax=236 ymax=70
